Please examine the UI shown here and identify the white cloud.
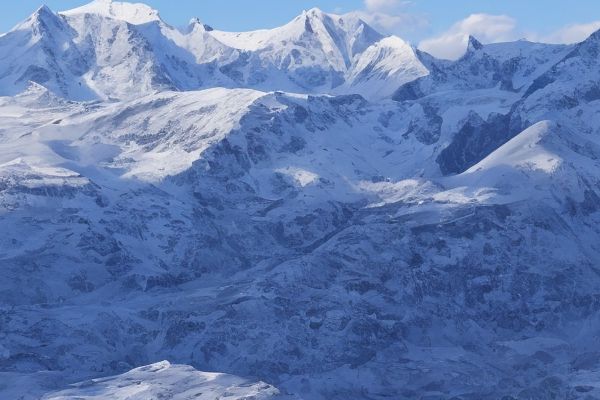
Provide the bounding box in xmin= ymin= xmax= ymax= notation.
xmin=418 ymin=14 xmax=519 ymax=60
xmin=357 ymin=1 xmax=600 ymax=60
xmin=364 ymin=0 xmax=407 ymax=13
xmin=354 ymin=11 xmax=428 ymax=35
xmin=357 ymin=0 xmax=427 ymax=38
xmin=538 ymin=21 xmax=600 ymax=44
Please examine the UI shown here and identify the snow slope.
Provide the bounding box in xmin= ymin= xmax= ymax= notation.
xmin=42 ymin=361 xmax=297 ymax=400
xmin=340 ymin=35 xmax=429 ymax=99
xmin=210 ymin=8 xmax=381 ymax=64
xmin=61 ymin=0 xmax=162 ymax=25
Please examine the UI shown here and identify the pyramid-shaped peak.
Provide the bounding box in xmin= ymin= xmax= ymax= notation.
xmin=28 ymin=4 xmax=60 ymax=23
xmin=34 ymin=4 xmax=54 ymax=15
xmin=11 ymin=4 xmax=68 ymax=35
xmin=29 ymin=4 xmax=59 ymax=23
xmin=467 ymin=35 xmax=484 ymax=51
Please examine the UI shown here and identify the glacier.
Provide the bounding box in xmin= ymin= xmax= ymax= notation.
xmin=2 ymin=1 xmax=600 ymax=399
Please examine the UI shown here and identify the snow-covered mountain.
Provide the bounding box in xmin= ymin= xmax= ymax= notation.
xmin=0 ymin=0 xmax=427 ymax=100
xmin=3 ymin=1 xmax=600 ymax=399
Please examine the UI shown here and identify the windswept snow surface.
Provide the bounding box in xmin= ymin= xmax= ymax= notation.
xmin=42 ymin=361 xmax=297 ymax=400
xmin=3 ymin=2 xmax=600 ymax=400
xmin=61 ymin=0 xmax=162 ymax=25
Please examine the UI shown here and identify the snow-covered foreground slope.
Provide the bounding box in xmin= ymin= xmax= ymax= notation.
xmin=0 ymin=362 xmax=297 ymax=399
xmin=41 ymin=361 xmax=297 ymax=400
xmin=3 ymin=1 xmax=600 ymax=399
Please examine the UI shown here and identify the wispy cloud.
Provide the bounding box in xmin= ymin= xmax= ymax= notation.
xmin=536 ymin=21 xmax=600 ymax=44
xmin=353 ymin=1 xmax=600 ymax=60
xmin=418 ymin=14 xmax=519 ymax=60
xmin=416 ymin=14 xmax=600 ymax=60
xmin=364 ymin=0 xmax=410 ymax=13
xmin=354 ymin=0 xmax=428 ymax=38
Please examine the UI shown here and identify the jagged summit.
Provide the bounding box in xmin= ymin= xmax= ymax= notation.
xmin=210 ymin=6 xmax=384 ymax=78
xmin=298 ymin=7 xmax=368 ymax=30
xmin=187 ymin=17 xmax=213 ymax=33
xmin=302 ymin=7 xmax=328 ymax=18
xmin=466 ymin=35 xmax=484 ymax=52
xmin=185 ymin=17 xmax=214 ymax=33
xmin=211 ymin=7 xmax=382 ymax=50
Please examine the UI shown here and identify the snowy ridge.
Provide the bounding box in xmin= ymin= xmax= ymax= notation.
xmin=61 ymin=0 xmax=162 ymax=25
xmin=42 ymin=361 xmax=297 ymax=400
xmin=0 ymin=3 xmax=426 ymax=100
xmin=466 ymin=120 xmax=561 ymax=174
xmin=340 ymin=35 xmax=429 ymax=99
xmin=211 ymin=8 xmax=380 ymax=58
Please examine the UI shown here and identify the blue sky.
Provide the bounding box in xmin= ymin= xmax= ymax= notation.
xmin=5 ymin=0 xmax=600 ymax=59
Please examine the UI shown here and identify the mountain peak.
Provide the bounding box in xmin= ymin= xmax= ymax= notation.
xmin=187 ymin=17 xmax=213 ymax=33
xmin=61 ymin=0 xmax=162 ymax=25
xmin=30 ymin=4 xmax=58 ymax=24
xmin=297 ymin=7 xmax=329 ymax=33
xmin=303 ymin=7 xmax=328 ymax=18
xmin=467 ymin=35 xmax=484 ymax=52
xmin=34 ymin=4 xmax=53 ymax=15
xmin=582 ymin=26 xmax=600 ymax=43
xmin=12 ymin=3 xmax=68 ymax=36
